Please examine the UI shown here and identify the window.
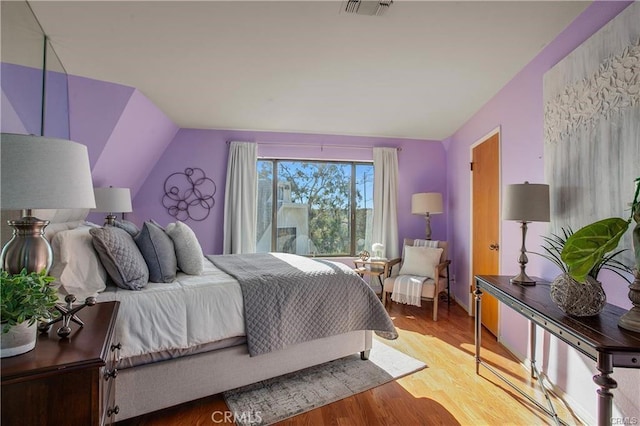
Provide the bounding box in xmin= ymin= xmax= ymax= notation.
xmin=257 ymin=159 xmax=374 ymax=256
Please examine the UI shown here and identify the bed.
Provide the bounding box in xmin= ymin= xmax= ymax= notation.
xmin=40 ymin=210 xmax=398 ymax=421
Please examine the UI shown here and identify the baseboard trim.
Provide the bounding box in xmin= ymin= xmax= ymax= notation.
xmin=454 ymin=295 xmax=469 ymax=314
xmin=534 ymin=368 xmax=594 ymax=425
xmin=497 ymin=343 xmax=593 ymax=425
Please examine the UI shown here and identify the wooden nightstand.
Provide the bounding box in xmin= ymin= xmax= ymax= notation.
xmin=1 ymin=301 xmax=120 ymax=426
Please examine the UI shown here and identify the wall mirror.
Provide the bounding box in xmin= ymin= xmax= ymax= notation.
xmin=1 ymin=0 xmax=70 ymax=139
xmin=43 ymin=37 xmax=70 ymax=139
xmin=1 ymin=0 xmax=71 ymax=244
xmin=1 ymin=0 xmax=45 ymax=136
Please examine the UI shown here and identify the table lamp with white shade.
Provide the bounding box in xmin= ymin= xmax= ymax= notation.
xmin=93 ymin=187 xmax=132 ymax=226
xmin=0 ymin=133 xmax=96 ymax=275
xmin=503 ymin=182 xmax=550 ymax=285
xmin=411 ymin=192 xmax=443 ymax=240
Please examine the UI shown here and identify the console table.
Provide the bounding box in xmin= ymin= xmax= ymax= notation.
xmin=474 ymin=275 xmax=640 ymax=426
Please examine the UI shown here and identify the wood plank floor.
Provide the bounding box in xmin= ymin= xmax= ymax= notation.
xmin=117 ymin=299 xmax=584 ymax=426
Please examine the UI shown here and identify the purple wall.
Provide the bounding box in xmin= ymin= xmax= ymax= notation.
xmin=66 ymin=77 xmax=180 ymax=226
xmin=133 ymin=129 xmax=446 ymax=255
xmin=43 ymin=69 xmax=70 ymax=139
xmin=445 ymin=2 xmax=637 ymax=418
xmin=1 ymin=64 xmax=71 ymax=139
xmin=1 ymin=63 xmax=43 ymax=135
xmin=446 ymin=0 xmax=632 ymax=359
xmin=68 ymin=75 xmax=135 ymax=168
xmin=89 ymin=89 xmax=179 ymax=196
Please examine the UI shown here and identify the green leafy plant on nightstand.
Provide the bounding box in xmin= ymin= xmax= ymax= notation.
xmin=0 ymin=269 xmax=58 ymax=333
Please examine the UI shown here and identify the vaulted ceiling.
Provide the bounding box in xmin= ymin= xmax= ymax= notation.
xmin=29 ymin=1 xmax=590 ymax=140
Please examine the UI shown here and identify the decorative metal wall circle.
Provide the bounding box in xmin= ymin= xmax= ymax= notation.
xmin=162 ymin=168 xmax=216 ymax=221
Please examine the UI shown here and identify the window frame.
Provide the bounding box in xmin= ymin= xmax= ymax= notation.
xmin=257 ymin=158 xmax=374 ymax=257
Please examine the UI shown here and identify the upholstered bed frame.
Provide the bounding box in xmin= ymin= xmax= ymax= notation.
xmin=34 ymin=209 xmax=373 ymax=421
xmin=117 ymin=330 xmax=372 ymax=420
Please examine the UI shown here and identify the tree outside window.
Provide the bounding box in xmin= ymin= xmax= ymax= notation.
xmin=257 ymin=159 xmax=373 ymax=256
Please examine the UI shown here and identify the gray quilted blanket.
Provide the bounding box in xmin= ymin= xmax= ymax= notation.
xmin=207 ymin=253 xmax=397 ymax=356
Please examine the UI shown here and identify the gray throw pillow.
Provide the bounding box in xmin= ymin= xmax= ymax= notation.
xmin=90 ymin=227 xmax=149 ymax=290
xmin=165 ymin=221 xmax=204 ymax=275
xmin=135 ymin=221 xmax=177 ymax=283
xmin=113 ymin=219 xmax=140 ymax=237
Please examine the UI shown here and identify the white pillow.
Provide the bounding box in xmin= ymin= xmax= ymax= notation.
xmin=44 ymin=220 xmax=86 ymax=241
xmin=399 ymin=246 xmax=443 ymax=279
xmin=165 ymin=221 xmax=204 ymax=275
xmin=50 ymin=227 xmax=108 ymax=300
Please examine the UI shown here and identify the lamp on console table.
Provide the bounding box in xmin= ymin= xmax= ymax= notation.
xmin=411 ymin=192 xmax=443 ymax=240
xmin=503 ymin=182 xmax=550 ymax=285
xmin=0 ymin=133 xmax=96 ymax=275
xmin=93 ymin=186 xmax=132 ymax=226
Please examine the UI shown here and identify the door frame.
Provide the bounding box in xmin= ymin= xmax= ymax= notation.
xmin=468 ymin=126 xmax=502 ymax=316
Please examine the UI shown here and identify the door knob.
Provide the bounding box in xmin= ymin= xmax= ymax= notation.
xmin=489 ymin=243 xmax=499 ymax=251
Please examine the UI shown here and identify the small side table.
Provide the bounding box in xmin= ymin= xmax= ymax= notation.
xmin=353 ymin=258 xmax=400 ymax=298
xmin=1 ymin=301 xmax=121 ymax=426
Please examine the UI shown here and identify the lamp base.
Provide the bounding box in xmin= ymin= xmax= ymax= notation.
xmin=510 ymin=220 xmax=535 ymax=286
xmin=0 ymin=216 xmax=52 ymax=275
xmin=510 ymin=272 xmax=537 ymax=286
xmin=104 ymin=214 xmax=118 ymax=226
xmin=424 ymin=213 xmax=432 ymax=240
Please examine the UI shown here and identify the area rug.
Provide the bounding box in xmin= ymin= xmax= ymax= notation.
xmin=223 ymin=339 xmax=426 ymax=425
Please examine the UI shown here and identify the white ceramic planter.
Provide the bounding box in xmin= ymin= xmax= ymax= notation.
xmin=0 ymin=321 xmax=37 ymax=358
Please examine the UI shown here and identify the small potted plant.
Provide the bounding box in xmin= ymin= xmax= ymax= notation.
xmin=535 ymin=227 xmax=631 ymax=316
xmin=0 ymin=269 xmax=58 ymax=357
xmin=557 ymin=178 xmax=639 ymax=318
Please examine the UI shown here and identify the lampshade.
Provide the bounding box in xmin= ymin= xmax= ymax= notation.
xmin=1 ymin=133 xmax=95 ymax=274
xmin=411 ymin=193 xmax=443 ymax=215
xmin=93 ymin=187 xmax=132 ymax=213
xmin=503 ymin=182 xmax=550 ymax=222
xmin=1 ymin=133 xmax=96 ymax=210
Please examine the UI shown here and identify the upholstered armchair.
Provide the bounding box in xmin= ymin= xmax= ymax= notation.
xmin=382 ymin=239 xmax=450 ymax=321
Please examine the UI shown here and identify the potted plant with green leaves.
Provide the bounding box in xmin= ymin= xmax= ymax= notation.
xmin=536 ymin=227 xmax=631 ymax=316
xmin=1 ymin=269 xmax=58 ymax=357
xmin=556 ymin=178 xmax=640 ymax=319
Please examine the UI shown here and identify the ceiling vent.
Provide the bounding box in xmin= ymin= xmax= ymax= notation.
xmin=344 ymin=1 xmax=393 ymax=16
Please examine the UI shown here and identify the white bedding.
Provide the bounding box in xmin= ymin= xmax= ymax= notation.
xmin=96 ymin=258 xmax=245 ymax=365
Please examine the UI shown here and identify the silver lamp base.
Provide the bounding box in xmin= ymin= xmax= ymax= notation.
xmin=510 ymin=272 xmax=537 ymax=286
xmin=104 ymin=214 xmax=117 ymax=226
xmin=510 ymin=221 xmax=536 ymax=286
xmin=424 ymin=213 xmax=432 ymax=240
xmin=0 ymin=215 xmax=53 ymax=275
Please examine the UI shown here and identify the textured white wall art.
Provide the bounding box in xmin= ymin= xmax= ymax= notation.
xmin=544 ymin=2 xmax=640 ymax=268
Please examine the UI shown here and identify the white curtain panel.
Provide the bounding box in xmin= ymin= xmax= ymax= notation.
xmin=223 ymin=141 xmax=257 ymax=254
xmin=372 ymin=147 xmax=399 ymax=259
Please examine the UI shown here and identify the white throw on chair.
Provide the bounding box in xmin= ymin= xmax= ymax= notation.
xmin=382 ymin=238 xmax=450 ymax=321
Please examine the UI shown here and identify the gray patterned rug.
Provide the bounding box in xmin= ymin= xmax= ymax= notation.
xmin=223 ymin=340 xmax=426 ymax=425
